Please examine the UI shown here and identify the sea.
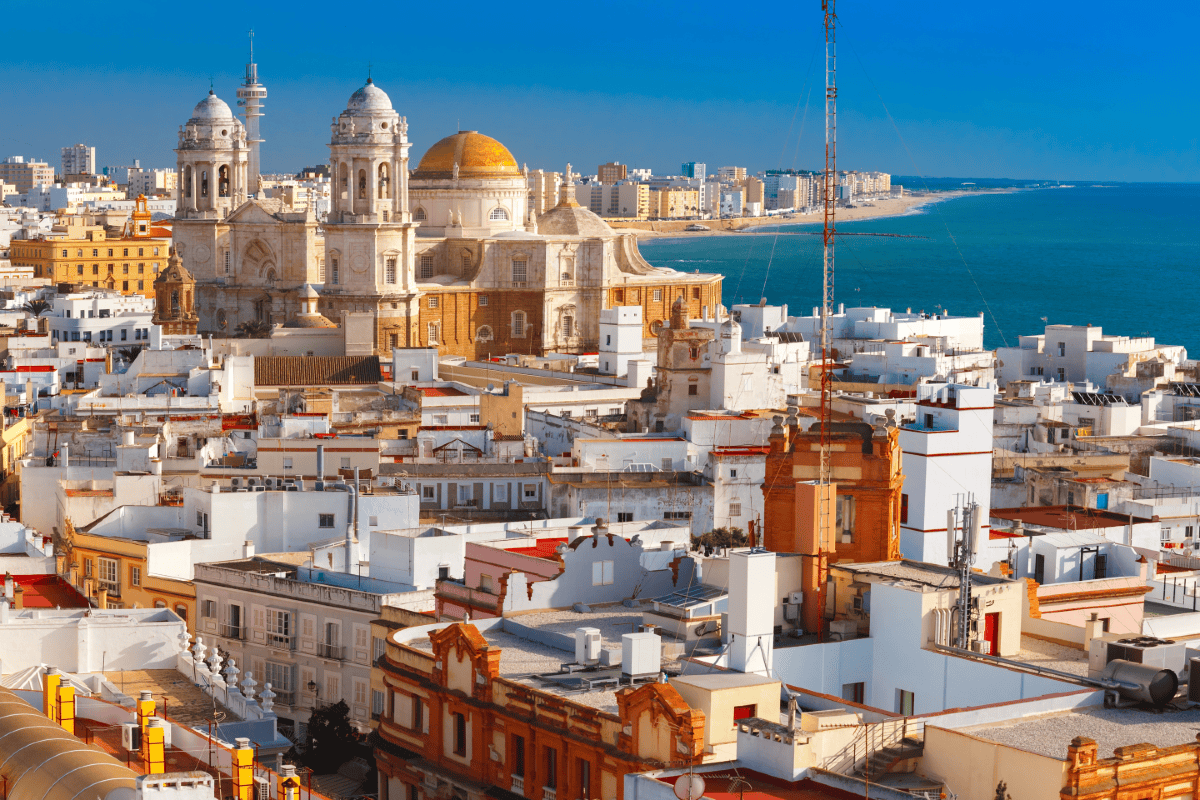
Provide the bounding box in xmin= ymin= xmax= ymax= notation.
xmin=637 ymin=180 xmax=1200 ymax=354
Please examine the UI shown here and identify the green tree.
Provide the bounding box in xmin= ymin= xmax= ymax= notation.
xmin=236 ymin=319 xmax=272 ymax=339
xmin=21 ymin=300 xmax=50 ymax=317
xmin=303 ymin=700 xmax=359 ymax=774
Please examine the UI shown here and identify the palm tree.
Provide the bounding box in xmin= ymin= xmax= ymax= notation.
xmin=21 ymin=299 xmax=50 ymax=317
xmin=236 ymin=320 xmax=272 ymax=339
xmin=116 ymin=345 xmax=143 ymax=365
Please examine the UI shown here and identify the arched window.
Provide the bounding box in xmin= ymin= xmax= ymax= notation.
xmin=171 ymin=290 xmax=180 ymax=314
xmin=489 ymin=207 xmax=509 ymax=221
xmin=339 ymin=163 xmax=349 ymax=199
xmin=476 ymin=325 xmax=494 ymax=342
xmin=183 ymin=166 xmax=192 ymax=198
xmin=266 ymin=268 xmax=276 ymax=282
xmin=200 ymin=170 xmax=209 ymax=197
xmin=218 ymin=165 xmax=230 ymax=197
xmin=414 ymin=207 xmax=427 ymax=221
xmin=358 ymin=169 xmax=367 ymax=199
xmin=378 ymin=163 xmax=390 ymax=199
xmin=511 ymin=311 xmax=526 ymax=338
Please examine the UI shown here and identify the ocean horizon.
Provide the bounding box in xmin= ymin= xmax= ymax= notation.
xmin=638 ymin=181 xmax=1200 ymax=356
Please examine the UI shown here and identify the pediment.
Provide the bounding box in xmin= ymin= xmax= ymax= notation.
xmin=226 ymin=200 xmax=284 ymax=226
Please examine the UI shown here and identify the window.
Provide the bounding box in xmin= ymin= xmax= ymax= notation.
xmin=1058 ymin=342 xmax=1066 ymax=357
xmin=544 ymin=748 xmax=558 ymax=789
xmin=898 ymin=690 xmax=915 ymax=716
xmin=837 ymin=495 xmax=856 ymax=543
xmin=92 ymin=248 xmax=98 ymax=257
xmin=428 ymin=296 xmax=438 ymax=308
xmin=661 ymin=458 xmax=673 ymax=471
xmin=422 ymin=485 xmax=436 ymax=500
xmin=664 ymin=511 xmax=692 ymax=520
xmin=353 ymin=678 xmax=368 ymax=706
xmin=732 ymin=704 xmax=756 ymax=721
xmin=478 ymin=295 xmax=489 ymax=306
xmin=129 ymin=565 xmax=141 ymax=586
xmin=374 ymin=635 xmax=387 ymax=663
xmin=489 ymin=207 xmax=509 ymax=221
xmin=1034 ymin=553 xmax=1045 ymax=584
xmin=653 ymin=289 xmax=663 ymax=302
xmin=687 ymin=384 xmax=698 ymax=396
xmin=438 ymin=566 xmax=450 ymax=580
xmin=318 ymin=259 xmax=324 ymax=281
xmin=511 ymin=259 xmax=527 ymax=283
xmin=419 ymin=255 xmax=434 ymax=279
xmin=414 ymin=207 xmax=427 ymax=221
xmin=175 ymin=605 xmax=188 ymax=624
xmin=578 ymin=759 xmax=591 ymax=800
xmin=457 ymin=484 xmax=473 ymax=504
xmin=729 ymin=502 xmax=742 ymax=517
xmin=842 ymin=682 xmax=865 ymax=704
xmin=592 ymin=560 xmax=614 ymax=586
xmin=900 ymin=493 xmax=909 ymax=525
xmin=494 ymin=484 xmax=507 ymax=502
xmin=266 ymin=661 xmax=293 ymax=695
xmin=283 ymin=457 xmax=293 ymax=469
xmin=98 ymin=557 xmax=119 ymax=588
xmin=562 ymin=315 xmax=573 ymax=337
xmin=512 ymin=734 xmax=525 ymax=777
xmin=372 ymin=689 xmax=385 ymax=717
xmin=476 ymin=325 xmax=493 ymax=342
xmin=523 ymin=483 xmax=537 ymax=500
xmin=1094 ymin=553 xmax=1108 ymax=580
xmin=319 ymin=513 xmax=335 ymax=528
xmin=266 ymin=609 xmax=291 ymax=648
xmin=202 ymin=600 xmax=217 ymax=618
xmin=617 ymin=512 xmax=633 ymax=522
xmin=331 ymin=258 xmax=339 ymax=284
xmin=453 ymin=713 xmax=467 ymax=755
xmin=469 ymin=413 xmax=480 ymax=423
xmin=512 ymin=311 xmax=526 ymax=337
xmin=385 ymin=257 xmax=397 ymax=283
xmin=729 ymin=468 xmax=738 ymax=478
xmin=1057 ymin=367 xmax=1065 ymax=381
xmin=427 ymin=322 xmax=439 ymax=344
xmin=123 ymin=248 xmax=129 ymax=257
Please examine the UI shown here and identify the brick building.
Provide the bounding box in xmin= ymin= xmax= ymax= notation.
xmin=762 ymin=419 xmax=904 ymax=633
xmin=375 ymin=621 xmax=705 ymax=800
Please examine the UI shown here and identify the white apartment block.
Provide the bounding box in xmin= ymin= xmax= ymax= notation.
xmin=598 ymin=305 xmax=643 ymax=377
xmin=46 ymin=289 xmax=160 ymax=348
xmin=127 ymin=168 xmax=177 ymax=199
xmin=781 ymin=305 xmax=987 ymax=357
xmin=61 ymin=144 xmax=97 ymax=176
xmin=195 ymin=557 xmax=422 ymax=733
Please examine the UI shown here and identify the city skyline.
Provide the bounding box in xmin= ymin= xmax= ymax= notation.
xmin=1 ymin=0 xmax=1196 ymax=182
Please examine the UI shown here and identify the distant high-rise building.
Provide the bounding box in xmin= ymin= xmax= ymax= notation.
xmin=717 ymin=166 xmax=746 ymax=182
xmin=61 ymin=144 xmax=96 ymax=178
xmin=681 ymin=162 xmax=706 ymax=180
xmin=597 ymin=162 xmax=627 ymax=184
xmin=236 ymin=31 xmax=267 ymax=193
xmin=0 ymin=156 xmax=54 ymax=193
xmin=628 ymin=167 xmax=652 ymax=181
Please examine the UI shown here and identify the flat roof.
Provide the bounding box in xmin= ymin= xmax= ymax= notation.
xmin=991 ymin=505 xmax=1154 ymax=530
xmin=962 ymin=705 xmax=1200 ymax=761
xmin=834 ymin=559 xmax=1013 ymax=589
xmin=672 ymin=672 xmax=777 ymax=690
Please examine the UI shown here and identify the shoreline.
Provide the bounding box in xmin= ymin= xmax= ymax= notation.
xmin=630 ymin=188 xmax=1020 ymax=240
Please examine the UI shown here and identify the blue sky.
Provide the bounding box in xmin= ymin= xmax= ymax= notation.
xmin=1 ymin=0 xmax=1196 ymax=181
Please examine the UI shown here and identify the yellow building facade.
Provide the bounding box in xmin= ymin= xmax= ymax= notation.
xmin=649 ymin=186 xmax=700 ymax=219
xmin=8 ymin=197 xmax=168 ymax=297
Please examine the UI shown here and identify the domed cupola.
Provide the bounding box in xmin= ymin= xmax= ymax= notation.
xmin=178 ymin=90 xmax=245 ymax=151
xmin=331 ymin=79 xmax=403 ymax=144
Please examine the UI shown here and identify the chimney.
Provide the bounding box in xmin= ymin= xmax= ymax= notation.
xmin=316 ymin=444 xmax=325 ymax=479
xmin=137 ymin=691 xmax=156 ymax=731
xmin=233 ymin=738 xmax=254 ymax=798
xmin=728 ymin=548 xmax=775 ymax=676
xmin=142 ymin=718 xmax=165 ymax=774
xmin=243 ymin=540 xmax=255 ymax=558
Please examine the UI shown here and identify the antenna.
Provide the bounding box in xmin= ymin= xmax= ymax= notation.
xmin=249 ymin=29 xmax=254 ymax=62
xmin=816 ymin=0 xmax=837 ymax=640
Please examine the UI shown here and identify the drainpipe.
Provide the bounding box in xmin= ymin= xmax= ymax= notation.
xmin=345 ymin=466 xmax=359 ymax=573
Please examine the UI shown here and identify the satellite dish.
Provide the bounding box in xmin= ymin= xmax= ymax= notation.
xmin=674 ymin=774 xmax=705 ymax=800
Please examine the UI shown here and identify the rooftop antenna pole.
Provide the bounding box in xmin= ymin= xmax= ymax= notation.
xmin=816 ymin=0 xmax=837 ymax=641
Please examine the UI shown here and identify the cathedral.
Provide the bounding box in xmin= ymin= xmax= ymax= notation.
xmin=171 ymin=61 xmax=723 ymax=357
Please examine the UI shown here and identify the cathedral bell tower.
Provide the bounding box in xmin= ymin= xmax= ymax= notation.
xmin=323 ymin=78 xmax=422 ymax=351
xmin=153 ymin=247 xmax=199 ymax=335
xmin=175 ymin=90 xmax=248 ymax=219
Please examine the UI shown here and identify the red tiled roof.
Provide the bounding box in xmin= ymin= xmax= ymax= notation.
xmin=416 ymin=386 xmax=468 ymax=397
xmin=506 ymin=538 xmax=568 ymax=559
xmin=991 ymin=505 xmax=1153 ymax=530
xmin=254 ymin=356 xmax=381 ymax=386
xmin=14 ymin=574 xmax=90 ymax=608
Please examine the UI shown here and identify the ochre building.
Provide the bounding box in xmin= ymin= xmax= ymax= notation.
xmin=10 ymin=196 xmax=168 ymax=297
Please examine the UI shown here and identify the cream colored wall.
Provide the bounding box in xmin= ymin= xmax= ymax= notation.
xmin=669 ymin=679 xmax=780 ymax=754
xmin=918 ymin=580 xmax=1022 ymax=657
xmin=447 ymin=644 xmax=473 ymax=693
xmin=921 ymin=726 xmax=1064 ymax=800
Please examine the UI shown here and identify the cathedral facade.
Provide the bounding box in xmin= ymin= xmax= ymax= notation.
xmin=172 ymin=71 xmax=722 ymax=356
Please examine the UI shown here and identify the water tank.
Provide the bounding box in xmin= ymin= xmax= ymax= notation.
xmin=1101 ymin=659 xmax=1178 ymax=706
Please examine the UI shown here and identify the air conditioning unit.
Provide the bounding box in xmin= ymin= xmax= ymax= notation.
xmin=1105 ymin=636 xmax=1186 ymax=672
xmin=254 ymin=777 xmax=271 ymax=800
xmin=263 ymin=477 xmax=278 ymax=490
xmin=972 ymin=639 xmax=992 ymax=655
xmin=230 ymin=477 xmax=243 ymax=489
xmin=575 ymin=627 xmax=601 ymax=664
xmin=120 ymin=722 xmax=141 ymax=751
xmin=621 ymin=632 xmax=661 ymax=679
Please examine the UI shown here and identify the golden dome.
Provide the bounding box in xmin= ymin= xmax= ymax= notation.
xmin=412 ymin=131 xmax=520 ymax=180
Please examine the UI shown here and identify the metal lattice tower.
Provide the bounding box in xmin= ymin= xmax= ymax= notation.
xmin=236 ymin=30 xmax=267 ymax=194
xmin=816 ymin=0 xmax=837 ymax=637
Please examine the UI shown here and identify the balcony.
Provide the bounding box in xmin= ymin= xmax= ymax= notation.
xmin=219 ymin=623 xmax=246 ymax=640
xmin=266 ymin=633 xmax=293 ymax=651
xmin=271 ymin=689 xmax=295 ymax=707
xmin=510 ymin=776 xmax=524 ymax=795
xmin=317 ymin=642 xmax=346 ymax=660
xmin=542 ymin=789 xmax=556 ymax=800
xmin=98 ymin=581 xmax=121 ymax=598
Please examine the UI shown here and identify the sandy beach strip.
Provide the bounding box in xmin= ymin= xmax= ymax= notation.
xmin=627 ymin=188 xmax=1018 ymax=239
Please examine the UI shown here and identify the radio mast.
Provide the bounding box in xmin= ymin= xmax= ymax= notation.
xmin=816 ymin=0 xmax=837 ymax=636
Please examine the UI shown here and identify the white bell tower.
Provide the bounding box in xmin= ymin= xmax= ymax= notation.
xmin=175 ymin=90 xmax=248 ymax=219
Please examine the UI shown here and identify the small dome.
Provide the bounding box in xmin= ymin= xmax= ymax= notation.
xmin=190 ymin=90 xmax=235 ymax=123
xmin=300 ymin=283 xmax=321 ymax=299
xmin=537 ymin=205 xmax=614 ymax=238
xmin=345 ymin=79 xmax=393 ymax=114
xmin=413 ymin=131 xmax=520 ymax=180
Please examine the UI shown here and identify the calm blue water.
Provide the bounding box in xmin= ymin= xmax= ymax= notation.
xmin=639 ymin=183 xmax=1200 ymax=353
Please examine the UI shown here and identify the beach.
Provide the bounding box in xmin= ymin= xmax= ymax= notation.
xmin=623 ymin=189 xmax=1017 ymax=239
